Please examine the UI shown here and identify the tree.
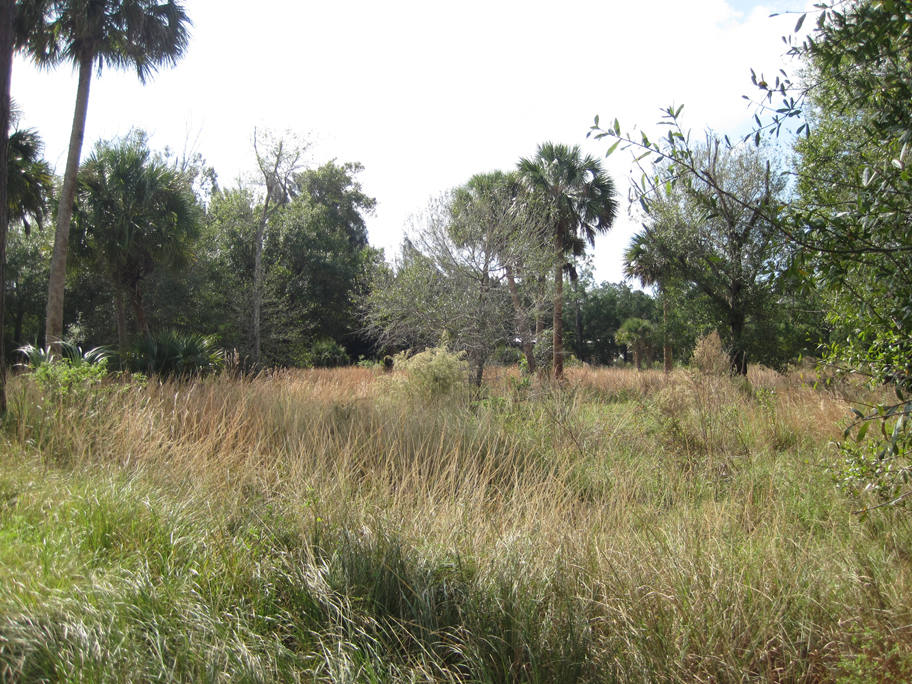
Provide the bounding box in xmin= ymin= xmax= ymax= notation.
xmin=2 ymin=117 xmax=53 ymax=353
xmin=251 ymin=129 xmax=308 ymax=364
xmin=7 ymin=126 xmax=53 ymax=232
xmin=615 ymin=317 xmax=656 ymax=370
xmin=365 ymin=192 xmax=524 ymax=386
xmin=517 ymin=142 xmax=618 ymax=379
xmin=71 ymin=132 xmax=200 ymax=348
xmin=450 ymin=170 xmax=552 ymax=373
xmin=0 ymin=0 xmax=14 ymax=412
xmin=627 ymin=138 xmax=790 ymax=374
xmin=15 ymin=0 xmax=192 ymax=352
xmin=272 ymin=161 xmax=378 ymax=359
xmin=624 ymin=231 xmax=674 ymax=372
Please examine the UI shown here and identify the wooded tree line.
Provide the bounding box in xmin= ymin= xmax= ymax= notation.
xmin=0 ymin=0 xmax=907 ymax=395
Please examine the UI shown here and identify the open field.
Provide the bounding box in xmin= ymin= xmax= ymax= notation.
xmin=1 ymin=365 xmax=911 ymax=682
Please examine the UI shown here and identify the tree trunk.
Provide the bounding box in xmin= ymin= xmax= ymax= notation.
xmin=662 ymin=289 xmax=673 ymax=373
xmin=46 ymin=51 xmax=94 ymax=354
xmin=575 ymin=286 xmax=584 ymax=363
xmin=113 ymin=285 xmax=128 ymax=351
xmin=553 ymin=231 xmax=564 ymax=379
xmin=472 ymin=358 xmax=484 ymax=387
xmin=0 ymin=0 xmax=12 ymax=413
xmin=253 ymin=204 xmax=269 ymax=363
xmin=730 ymin=314 xmax=748 ymax=375
xmin=505 ymin=263 xmax=535 ymax=373
xmin=126 ymin=281 xmax=150 ymax=339
xmin=13 ymin=304 xmax=23 ymax=349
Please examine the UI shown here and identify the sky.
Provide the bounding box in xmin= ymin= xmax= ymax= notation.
xmin=11 ymin=0 xmax=811 ymax=284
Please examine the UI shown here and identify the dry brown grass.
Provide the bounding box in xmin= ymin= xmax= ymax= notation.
xmin=4 ymin=364 xmax=911 ymax=681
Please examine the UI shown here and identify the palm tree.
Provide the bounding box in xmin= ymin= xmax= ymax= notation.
xmin=615 ymin=317 xmax=656 ymax=370
xmin=624 ymin=229 xmax=673 ymax=372
xmin=8 ymin=126 xmax=53 ymax=232
xmin=15 ymin=0 xmax=192 ymax=352
xmin=71 ymin=133 xmax=200 ymax=349
xmin=0 ymin=0 xmax=14 ymax=413
xmin=517 ymin=142 xmax=618 ymax=378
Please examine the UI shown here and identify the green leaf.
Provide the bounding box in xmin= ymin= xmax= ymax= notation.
xmin=794 ymin=13 xmax=806 ymax=32
xmin=604 ymin=139 xmax=620 ymax=157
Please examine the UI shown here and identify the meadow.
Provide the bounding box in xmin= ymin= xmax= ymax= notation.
xmin=1 ymin=361 xmax=910 ymax=683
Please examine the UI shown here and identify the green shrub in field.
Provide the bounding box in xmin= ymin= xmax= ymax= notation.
xmin=125 ymin=330 xmax=224 ymax=379
xmin=16 ymin=342 xmax=112 ymax=369
xmin=391 ymin=340 xmax=468 ymax=399
xmin=299 ymin=338 xmax=349 ymax=368
xmin=17 ymin=343 xmax=114 ymax=400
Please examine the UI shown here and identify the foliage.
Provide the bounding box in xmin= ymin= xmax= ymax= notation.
xmin=16 ymin=342 xmax=112 ymax=401
xmin=690 ymin=331 xmax=730 ymax=377
xmin=4 ymin=224 xmax=50 ymax=350
xmin=518 ymin=142 xmax=618 ymax=378
xmin=16 ymin=341 xmax=111 ymax=368
xmin=389 ymin=339 xmax=469 ymax=400
xmin=299 ymin=337 xmax=349 ymax=368
xmin=365 ymin=185 xmax=549 ymax=386
xmin=71 ymin=131 xmax=201 ymax=343
xmin=615 ymin=317 xmax=656 ymax=370
xmin=566 ymin=277 xmax=658 ymax=366
xmin=124 ymin=329 xmax=223 ymax=378
xmin=15 ymin=0 xmax=193 ymax=350
xmin=7 ymin=125 xmax=52 ymax=233
xmin=197 ymin=158 xmax=377 ymax=367
xmin=628 ymin=138 xmax=799 ymax=373
xmin=773 ymin=0 xmax=912 ymax=509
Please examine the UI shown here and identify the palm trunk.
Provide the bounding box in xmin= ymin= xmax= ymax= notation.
xmin=0 ymin=0 xmax=13 ymax=413
xmin=113 ymin=285 xmax=128 ymax=351
xmin=46 ymin=51 xmax=94 ymax=354
xmin=505 ymin=263 xmax=535 ymax=373
xmin=126 ymin=281 xmax=150 ymax=339
xmin=553 ymin=231 xmax=564 ymax=379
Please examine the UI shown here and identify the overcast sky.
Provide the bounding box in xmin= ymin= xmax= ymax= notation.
xmin=12 ymin=0 xmax=810 ymax=284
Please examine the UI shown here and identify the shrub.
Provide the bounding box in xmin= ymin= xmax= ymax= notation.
xmin=16 ymin=342 xmax=112 ymax=369
xmin=125 ymin=331 xmax=224 ymax=379
xmin=691 ymin=331 xmax=730 ymax=376
xmin=390 ymin=340 xmax=468 ymax=399
xmin=299 ymin=338 xmax=349 ymax=368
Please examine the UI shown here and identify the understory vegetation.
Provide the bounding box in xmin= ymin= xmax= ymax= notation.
xmin=1 ymin=364 xmax=910 ymax=683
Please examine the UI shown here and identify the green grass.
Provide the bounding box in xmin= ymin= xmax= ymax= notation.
xmin=0 ymin=366 xmax=910 ymax=682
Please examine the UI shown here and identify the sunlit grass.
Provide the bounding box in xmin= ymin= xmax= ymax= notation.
xmin=1 ymin=365 xmax=910 ymax=682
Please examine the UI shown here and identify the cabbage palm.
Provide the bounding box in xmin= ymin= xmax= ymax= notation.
xmin=615 ymin=317 xmax=656 ymax=370
xmin=517 ymin=142 xmax=618 ymax=378
xmin=624 ymin=230 xmax=673 ymax=372
xmin=8 ymin=127 xmax=53 ymax=231
xmin=15 ymin=0 xmax=192 ymax=351
xmin=72 ymin=133 xmax=200 ymax=349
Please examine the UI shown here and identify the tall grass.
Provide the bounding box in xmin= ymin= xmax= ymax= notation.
xmin=1 ymin=365 xmax=910 ymax=682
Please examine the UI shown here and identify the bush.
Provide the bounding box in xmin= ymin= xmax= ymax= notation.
xmin=390 ymin=340 xmax=468 ymax=400
xmin=125 ymin=331 xmax=224 ymax=379
xmin=299 ymin=338 xmax=349 ymax=368
xmin=691 ymin=331 xmax=730 ymax=376
xmin=16 ymin=343 xmax=114 ymax=401
xmin=16 ymin=342 xmax=112 ymax=369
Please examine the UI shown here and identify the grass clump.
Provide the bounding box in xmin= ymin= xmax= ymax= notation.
xmin=0 ymin=365 xmax=911 ymax=682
